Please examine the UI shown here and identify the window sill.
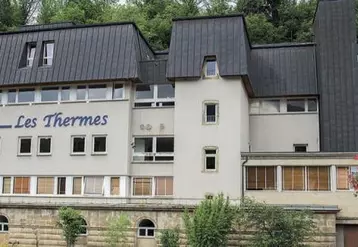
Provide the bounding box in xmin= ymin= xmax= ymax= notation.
xmin=37 ymin=153 xmax=52 ymax=156
xmin=250 ymin=112 xmax=318 ymax=116
xmin=132 ymin=106 xmax=175 ymax=110
xmin=91 ymin=152 xmax=107 ymax=156
xmin=70 ymin=153 xmax=86 ymax=156
xmin=203 ymin=169 xmax=218 ymax=173
xmin=131 ymin=161 xmax=174 ymax=164
xmin=6 ymin=103 xmax=31 ymax=106
xmin=17 ymin=153 xmax=32 ymax=157
xmin=203 ymin=122 xmax=218 ymax=125
xmin=32 ymin=101 xmax=58 ymax=105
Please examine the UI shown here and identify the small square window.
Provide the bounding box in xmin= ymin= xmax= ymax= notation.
xmin=205 ymin=59 xmax=217 ymax=77
xmin=204 ymin=102 xmax=218 ymax=124
xmin=204 ymin=148 xmax=218 ymax=171
xmin=92 ymin=136 xmax=107 ymax=154
xmin=294 ymin=144 xmax=307 ymax=153
xmin=287 ymin=99 xmax=305 ymax=112
xmin=72 ymin=136 xmax=86 ymax=154
xmin=308 ymin=99 xmax=318 ymax=112
xmin=38 ymin=137 xmax=52 ymax=155
xmin=18 ymin=137 xmax=32 ymax=155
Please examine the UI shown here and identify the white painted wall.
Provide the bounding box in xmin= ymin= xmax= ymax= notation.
xmin=132 ymin=108 xmax=174 ymax=136
xmin=250 ymin=114 xmax=320 ymax=152
xmin=173 ymin=77 xmax=245 ymax=199
xmin=240 ymin=83 xmax=250 ymax=152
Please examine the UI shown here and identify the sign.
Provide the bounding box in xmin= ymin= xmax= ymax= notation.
xmin=0 ymin=112 xmax=109 ymax=129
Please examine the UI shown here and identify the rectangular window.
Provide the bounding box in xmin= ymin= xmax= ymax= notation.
xmin=71 ymin=136 xmax=86 ymax=154
xmin=204 ymin=102 xmax=218 ymax=124
xmin=18 ymin=88 xmax=35 ymax=103
xmin=57 ymin=177 xmax=66 ymax=195
xmin=204 ymin=148 xmax=218 ymax=171
xmin=37 ymin=177 xmax=54 ymax=194
xmin=92 ymin=135 xmax=107 ymax=154
xmin=260 ymin=100 xmax=280 ymax=113
xmin=2 ymin=177 xmax=11 ymax=194
xmin=282 ymin=167 xmax=305 ymax=191
xmin=7 ymin=90 xmax=16 ymax=103
xmin=18 ymin=137 xmax=32 ymax=155
xmin=307 ymin=99 xmax=318 ymax=112
xmin=155 ymin=177 xmax=173 ymax=196
xmin=27 ymin=43 xmax=36 ymax=67
xmin=84 ymin=176 xmax=103 ymax=195
xmin=157 ymin=84 xmax=175 ymax=99
xmin=38 ymin=136 xmax=52 ymax=155
xmin=133 ymin=137 xmax=174 ymax=162
xmin=73 ymin=177 xmax=82 ymax=195
xmin=134 ymin=84 xmax=175 ymax=108
xmin=136 ymin=85 xmax=154 ymax=99
xmin=337 ymin=166 xmax=358 ymax=190
xmin=88 ymin=84 xmax=107 ymax=100
xmin=307 ymin=166 xmax=330 ymax=191
xmin=76 ymin=85 xmax=87 ymax=100
xmin=41 ymin=87 xmax=59 ymax=102
xmin=113 ymin=83 xmax=124 ymax=99
xmin=60 ymin=86 xmax=71 ymax=101
xmin=287 ymin=99 xmax=305 ymax=112
xmin=205 ymin=59 xmax=217 ymax=77
xmin=110 ymin=177 xmax=120 ymax=195
xmin=13 ymin=177 xmax=30 ymax=194
xmin=294 ymin=144 xmax=307 ymax=153
xmin=43 ymin=42 xmax=54 ymax=66
xmin=133 ymin=177 xmax=152 ymax=196
xmin=246 ymin=166 xmax=276 ymax=190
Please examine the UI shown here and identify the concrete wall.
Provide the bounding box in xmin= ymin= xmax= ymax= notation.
xmin=173 ymin=77 xmax=244 ymax=199
xmin=250 ymin=114 xmax=320 ymax=152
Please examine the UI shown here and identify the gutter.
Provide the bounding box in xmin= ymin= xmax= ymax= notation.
xmin=241 ymin=156 xmax=249 ymax=199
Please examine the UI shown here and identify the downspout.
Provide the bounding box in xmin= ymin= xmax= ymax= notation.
xmin=241 ymin=156 xmax=249 ymax=199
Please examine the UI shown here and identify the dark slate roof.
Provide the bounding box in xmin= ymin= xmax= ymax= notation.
xmin=18 ymin=22 xmax=76 ymax=32
xmin=0 ymin=22 xmax=154 ymax=86
xmin=140 ymin=60 xmax=169 ymax=84
xmin=250 ymin=43 xmax=318 ymax=97
xmin=167 ymin=15 xmax=250 ymax=79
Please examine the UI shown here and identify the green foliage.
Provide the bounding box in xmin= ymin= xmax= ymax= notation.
xmin=183 ymin=193 xmax=234 ymax=247
xmin=57 ymin=207 xmax=86 ymax=247
xmin=159 ymin=227 xmax=180 ymax=247
xmin=104 ymin=214 xmax=131 ymax=247
xmin=236 ymin=198 xmax=317 ymax=247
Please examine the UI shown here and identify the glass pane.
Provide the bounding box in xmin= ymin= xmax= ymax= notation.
xmin=94 ymin=137 xmax=106 ymax=153
xmin=110 ymin=177 xmax=120 ymax=195
xmin=88 ymin=84 xmax=107 ymax=100
xmin=156 ymin=138 xmax=174 ymax=152
xmin=57 ymin=177 xmax=66 ymax=195
xmin=247 ymin=167 xmax=257 ymax=190
xmin=20 ymin=138 xmax=31 ymax=153
xmin=18 ymin=89 xmax=35 ymax=103
xmin=205 ymin=149 xmax=216 ymax=155
xmin=39 ymin=137 xmax=51 ymax=153
xmin=308 ymin=99 xmax=317 ymax=112
xmin=61 ymin=87 xmax=70 ymax=101
xmin=7 ymin=90 xmax=16 ymax=103
xmin=134 ymin=138 xmax=153 ymax=153
xmin=73 ymin=177 xmax=82 ymax=195
xmin=2 ymin=177 xmax=11 ymax=194
xmin=261 ymin=100 xmax=280 ymax=113
xmin=206 ymin=157 xmax=216 ymax=170
xmin=136 ymin=85 xmax=154 ymax=99
xmin=139 ymin=229 xmax=146 ymax=236
xmin=37 ymin=177 xmax=54 ymax=194
xmin=147 ymin=229 xmax=154 ymax=236
xmin=287 ymin=100 xmax=305 ymax=112
xmin=157 ymin=84 xmax=175 ymax=98
xmin=113 ymin=84 xmax=124 ymax=99
xmin=206 ymin=104 xmax=216 ymax=122
xmin=206 ymin=60 xmax=217 ymax=76
xmin=3 ymin=224 xmax=8 ymax=232
xmin=41 ymin=87 xmax=59 ymax=102
xmin=76 ymin=86 xmax=86 ymax=100
xmin=73 ymin=137 xmax=85 ymax=153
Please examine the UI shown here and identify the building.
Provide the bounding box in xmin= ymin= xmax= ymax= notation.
xmin=0 ymin=0 xmax=358 ymax=246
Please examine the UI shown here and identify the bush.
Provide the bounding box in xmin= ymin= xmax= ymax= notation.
xmin=159 ymin=227 xmax=180 ymax=247
xmin=57 ymin=207 xmax=85 ymax=247
xmin=104 ymin=214 xmax=131 ymax=247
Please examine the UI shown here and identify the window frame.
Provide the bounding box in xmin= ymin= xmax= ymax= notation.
xmin=13 ymin=176 xmax=30 ymax=194
xmin=132 ymin=136 xmax=174 ymax=162
xmin=72 ymin=177 xmax=83 ymax=195
xmin=83 ymin=176 xmax=104 ymax=196
xmin=250 ymin=98 xmax=319 ymax=115
xmin=37 ymin=136 xmax=52 ymax=156
xmin=18 ymin=136 xmax=32 ymax=156
xmin=246 ymin=166 xmax=277 ymax=191
xmin=42 ymin=42 xmax=54 ymax=66
xmin=92 ymin=135 xmax=107 ymax=155
xmin=336 ymin=166 xmax=358 ymax=191
xmin=0 ymin=215 xmax=9 ymax=233
xmin=57 ymin=177 xmax=67 ymax=195
xmin=137 ymin=219 xmax=156 ymax=238
xmin=134 ymin=84 xmax=175 ymax=108
xmin=203 ymin=101 xmax=219 ymax=125
xmin=132 ymin=177 xmax=153 ymax=197
xmin=203 ymin=58 xmax=219 ymax=78
xmin=203 ymin=147 xmax=218 ymax=172
xmin=155 ymin=177 xmax=173 ymax=197
xmin=110 ymin=177 xmax=120 ymax=196
xmin=294 ymin=144 xmax=308 ymax=153
xmin=36 ymin=177 xmax=55 ymax=195
xmin=26 ymin=43 xmax=36 ymax=67
xmin=71 ymin=135 xmax=86 ymax=155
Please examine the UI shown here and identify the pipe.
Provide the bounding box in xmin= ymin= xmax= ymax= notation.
xmin=241 ymin=156 xmax=249 ymax=200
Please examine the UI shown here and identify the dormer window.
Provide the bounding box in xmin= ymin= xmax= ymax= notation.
xmin=43 ymin=42 xmax=54 ymax=66
xmin=26 ymin=43 xmax=36 ymax=67
xmin=203 ymin=57 xmax=218 ymax=78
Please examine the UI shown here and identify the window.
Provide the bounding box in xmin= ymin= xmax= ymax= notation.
xmin=294 ymin=144 xmax=307 ymax=153
xmin=282 ymin=167 xmax=305 ymax=191
xmin=133 ymin=137 xmax=174 ymax=162
xmin=134 ymin=84 xmax=175 ymax=108
xmin=84 ymin=176 xmax=103 ymax=195
xmin=2 ymin=177 xmax=11 ymax=194
xmin=18 ymin=88 xmax=35 ymax=103
xmin=57 ymin=177 xmax=66 ymax=195
xmin=110 ymin=177 xmax=120 ymax=195
xmin=307 ymin=166 xmax=330 ymax=191
xmin=43 ymin=42 xmax=54 ymax=66
xmin=41 ymin=87 xmax=59 ymax=102
xmin=155 ymin=177 xmax=173 ymax=196
xmin=37 ymin=177 xmax=54 ymax=194
xmin=204 ymin=102 xmax=218 ymax=124
xmin=13 ymin=177 xmax=30 ymax=194
xmin=246 ymin=166 xmax=276 ymax=190
xmin=18 ymin=137 xmax=32 ymax=155
xmin=92 ymin=135 xmax=107 ymax=154
xmin=204 ymin=58 xmax=218 ymax=77
xmin=88 ymin=84 xmax=107 ymax=100
xmin=0 ymin=216 xmax=8 ymax=232
xmin=261 ymin=100 xmax=280 ymax=113
xmin=7 ymin=90 xmax=16 ymax=103
xmin=138 ymin=219 xmax=155 ymax=237
xmin=133 ymin=178 xmax=152 ymax=196
xmin=71 ymin=136 xmax=86 ymax=154
xmin=204 ymin=148 xmax=218 ymax=171
xmin=60 ymin=86 xmax=71 ymax=101
xmin=287 ymin=99 xmax=305 ymax=112
xmin=337 ymin=166 xmax=358 ymax=190
xmin=73 ymin=177 xmax=82 ymax=195
xmin=308 ymin=99 xmax=318 ymax=112
xmin=76 ymin=85 xmax=87 ymax=100
xmin=113 ymin=84 xmax=124 ymax=99
xmin=38 ymin=136 xmax=52 ymax=155
xmin=79 ymin=218 xmax=87 ymax=235
xmin=27 ymin=43 xmax=36 ymax=67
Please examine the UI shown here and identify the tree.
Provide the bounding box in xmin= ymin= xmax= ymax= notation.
xmin=57 ymin=207 xmax=86 ymax=247
xmin=236 ymin=198 xmax=317 ymax=247
xmin=159 ymin=227 xmax=180 ymax=247
xmin=104 ymin=214 xmax=131 ymax=247
xmin=183 ymin=193 xmax=234 ymax=247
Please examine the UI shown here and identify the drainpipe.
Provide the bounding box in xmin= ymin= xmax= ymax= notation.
xmin=241 ymin=156 xmax=249 ymax=200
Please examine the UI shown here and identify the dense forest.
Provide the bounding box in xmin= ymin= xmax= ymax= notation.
xmin=0 ymin=0 xmax=355 ymax=50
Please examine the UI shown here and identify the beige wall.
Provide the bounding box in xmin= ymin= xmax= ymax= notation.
xmin=249 ymin=113 xmax=320 ymax=152
xmin=173 ymin=77 xmax=244 ymax=199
